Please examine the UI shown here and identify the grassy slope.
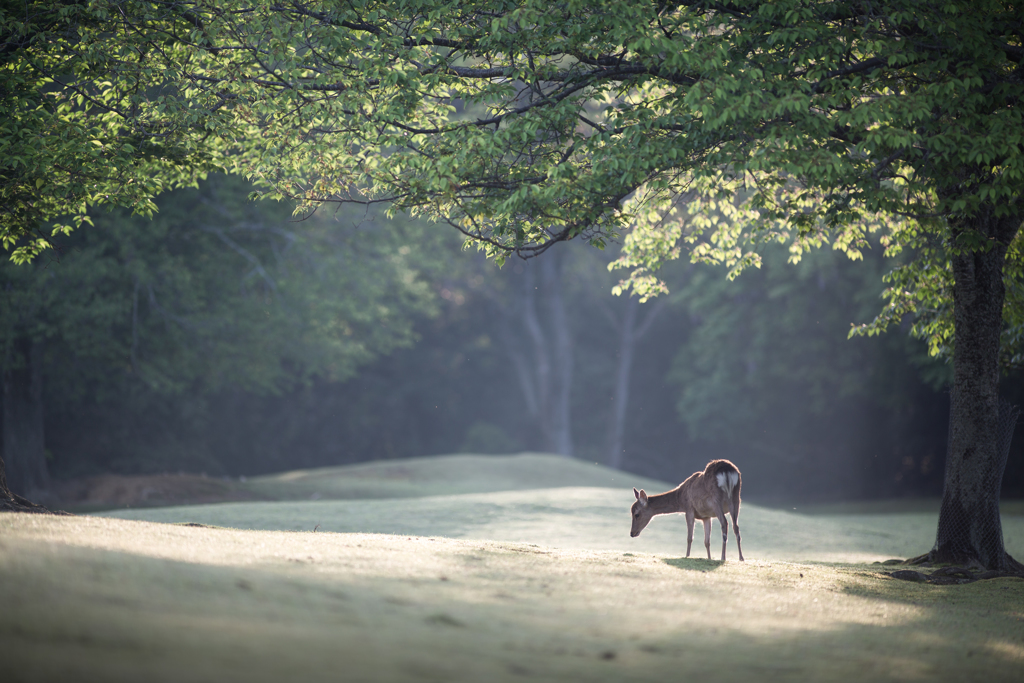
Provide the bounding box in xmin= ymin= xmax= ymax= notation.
xmin=2 ymin=454 xmax=1023 ymax=683
xmin=237 ymin=452 xmax=672 ymax=500
xmin=99 ymin=486 xmax=991 ymax=563
xmin=102 ymin=452 xmax=1023 ymax=562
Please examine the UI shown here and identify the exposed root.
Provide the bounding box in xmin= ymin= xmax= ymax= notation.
xmin=897 ymin=548 xmax=1024 ymax=580
xmin=904 ymin=553 xmax=933 ymax=567
xmin=0 ymin=491 xmax=71 ymax=515
xmin=1 ymin=455 xmax=71 ymax=515
xmin=0 ymin=489 xmax=70 ymax=516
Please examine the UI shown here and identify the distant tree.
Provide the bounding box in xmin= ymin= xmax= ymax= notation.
xmin=427 ymin=243 xmax=577 ymax=456
xmin=0 ymin=176 xmax=437 ymax=496
xmin=444 ymin=242 xmax=662 ymax=461
xmin=490 ymin=253 xmax=575 ymax=456
xmin=673 ymin=247 xmax=890 ymax=444
xmin=667 ymin=243 xmax=950 ymax=495
xmin=576 ymin=250 xmax=668 ymax=470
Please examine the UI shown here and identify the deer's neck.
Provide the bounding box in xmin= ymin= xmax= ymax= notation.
xmin=647 ymin=488 xmax=684 ymax=515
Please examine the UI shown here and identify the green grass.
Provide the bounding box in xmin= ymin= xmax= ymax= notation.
xmin=97 ymin=486 xmax=988 ymax=563
xmin=2 ymin=454 xmax=1023 ymax=682
xmin=236 ymin=452 xmax=671 ymax=500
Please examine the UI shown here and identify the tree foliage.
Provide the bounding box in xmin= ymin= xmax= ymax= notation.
xmin=0 ymin=0 xmax=234 ymax=261
xmin=2 ymin=175 xmax=438 ymax=398
xmin=7 ymin=0 xmax=1020 ymax=361
xmin=672 ymin=247 xmax=895 ymax=439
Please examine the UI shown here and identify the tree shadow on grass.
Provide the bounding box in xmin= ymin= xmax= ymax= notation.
xmin=834 ymin=565 xmax=1024 ymax=607
xmin=663 ymin=557 xmax=725 ymax=571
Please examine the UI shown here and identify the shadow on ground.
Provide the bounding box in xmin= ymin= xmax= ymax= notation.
xmin=663 ymin=557 xmax=726 ymax=571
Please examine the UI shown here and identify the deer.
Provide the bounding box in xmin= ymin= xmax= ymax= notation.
xmin=630 ymin=459 xmax=744 ymax=562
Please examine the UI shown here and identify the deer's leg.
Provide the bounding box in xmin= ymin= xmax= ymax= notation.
xmin=685 ymin=512 xmax=695 ymax=558
xmin=717 ymin=511 xmax=729 ymax=562
xmin=732 ymin=510 xmax=744 ymax=562
xmin=702 ymin=518 xmax=712 ymax=560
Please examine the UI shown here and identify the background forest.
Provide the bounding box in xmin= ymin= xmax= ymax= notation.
xmin=3 ymin=177 xmax=1023 ymax=503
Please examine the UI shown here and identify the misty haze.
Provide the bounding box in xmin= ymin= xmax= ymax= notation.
xmin=8 ymin=177 xmax=1016 ymax=508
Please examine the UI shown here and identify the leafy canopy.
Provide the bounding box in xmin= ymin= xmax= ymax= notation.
xmin=0 ymin=0 xmax=236 ymax=261
xmin=4 ymin=1 xmax=1023 ymax=358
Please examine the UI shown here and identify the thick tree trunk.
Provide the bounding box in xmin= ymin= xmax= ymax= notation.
xmin=2 ymin=337 xmax=49 ymax=497
xmin=927 ymin=210 xmax=1023 ymax=572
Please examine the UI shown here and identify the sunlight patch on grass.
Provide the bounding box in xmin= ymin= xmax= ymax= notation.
xmin=986 ymin=639 xmax=1024 ymax=663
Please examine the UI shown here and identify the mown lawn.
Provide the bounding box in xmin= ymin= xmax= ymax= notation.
xmin=2 ymin=454 xmax=1022 ymax=682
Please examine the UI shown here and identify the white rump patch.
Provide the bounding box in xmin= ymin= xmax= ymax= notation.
xmin=716 ymin=472 xmax=739 ymax=492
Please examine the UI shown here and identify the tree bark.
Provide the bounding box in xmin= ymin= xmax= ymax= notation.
xmin=2 ymin=337 xmax=49 ymax=497
xmin=927 ymin=208 xmax=1023 ymax=572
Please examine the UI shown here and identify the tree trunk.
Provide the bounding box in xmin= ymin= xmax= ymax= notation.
xmin=496 ymin=252 xmax=575 ymax=456
xmin=927 ymin=209 xmax=1023 ymax=572
xmin=607 ymin=296 xmax=637 ymax=469
xmin=0 ymin=337 xmax=59 ymax=514
xmin=539 ymin=255 xmax=574 ymax=456
xmin=605 ymin=297 xmax=665 ymax=469
xmin=2 ymin=337 xmax=49 ymax=497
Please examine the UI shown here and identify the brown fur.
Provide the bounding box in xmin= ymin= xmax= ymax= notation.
xmin=630 ymin=459 xmax=743 ymax=561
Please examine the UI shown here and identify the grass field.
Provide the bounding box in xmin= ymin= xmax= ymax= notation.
xmin=2 ymin=454 xmax=1023 ymax=682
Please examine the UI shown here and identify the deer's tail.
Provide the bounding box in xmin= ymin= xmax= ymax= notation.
xmin=715 ymin=470 xmax=740 ymax=499
xmin=712 ymin=461 xmax=741 ymax=520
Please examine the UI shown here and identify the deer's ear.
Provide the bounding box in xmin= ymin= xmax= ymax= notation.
xmin=637 ymin=489 xmax=648 ymax=506
xmin=633 ymin=487 xmax=641 ymax=501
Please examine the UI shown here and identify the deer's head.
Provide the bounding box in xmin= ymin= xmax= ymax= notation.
xmin=630 ymin=487 xmax=653 ymax=537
